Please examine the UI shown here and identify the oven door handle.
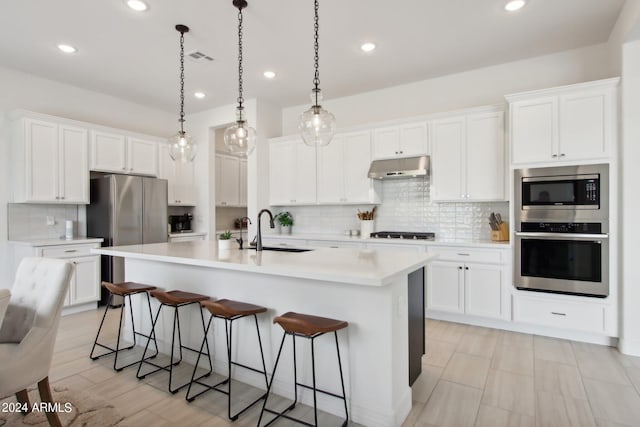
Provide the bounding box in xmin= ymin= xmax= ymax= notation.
xmin=515 ymin=232 xmax=608 ymax=240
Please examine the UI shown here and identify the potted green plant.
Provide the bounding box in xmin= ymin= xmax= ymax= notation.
xmin=275 ymin=211 xmax=294 ymax=234
xmin=218 ymin=230 xmax=233 ymax=250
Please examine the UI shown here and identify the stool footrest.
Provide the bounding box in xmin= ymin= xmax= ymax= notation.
xmin=295 ymin=382 xmax=346 ymax=401
xmin=261 ymin=406 xmax=316 ymax=427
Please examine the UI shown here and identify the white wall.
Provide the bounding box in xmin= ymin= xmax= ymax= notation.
xmin=0 ymin=65 xmax=176 ymax=289
xmin=619 ymin=40 xmax=640 ymax=355
xmin=281 ymin=43 xmax=616 ymax=134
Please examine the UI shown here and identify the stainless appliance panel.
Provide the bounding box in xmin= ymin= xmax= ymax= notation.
xmin=142 ymin=177 xmax=168 ymax=244
xmin=515 ymin=164 xmax=609 ymax=226
xmin=112 ymin=175 xmax=143 ymax=246
xmin=514 ymin=232 xmax=609 ymax=297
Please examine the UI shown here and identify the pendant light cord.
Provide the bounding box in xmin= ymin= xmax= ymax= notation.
xmin=179 ymin=29 xmax=186 ymax=134
xmin=237 ymin=7 xmax=245 ymax=116
xmin=313 ymin=0 xmax=320 ymax=107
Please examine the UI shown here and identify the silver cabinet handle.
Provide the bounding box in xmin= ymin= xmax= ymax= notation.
xmin=552 ymin=154 xmax=558 ymax=158
xmin=122 ymin=167 xmax=126 ymax=170
xmin=457 ymin=253 xmax=470 ymax=256
xmin=551 ymin=312 xmax=566 ymax=316
xmin=64 ymin=249 xmax=78 ymax=253
xmin=560 ymin=153 xmax=566 ymax=157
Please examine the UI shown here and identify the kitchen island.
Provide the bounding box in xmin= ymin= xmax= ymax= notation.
xmin=93 ymin=241 xmax=435 ymax=427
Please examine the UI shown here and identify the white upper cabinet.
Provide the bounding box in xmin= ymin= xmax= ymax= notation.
xmin=239 ymin=159 xmax=247 ymax=207
xmin=214 ymin=154 xmax=247 ymax=208
xmin=269 ymin=138 xmax=317 ymax=205
xmin=431 ymin=109 xmax=505 ymax=201
xmin=11 ymin=117 xmax=89 ymax=204
xmin=507 ymin=78 xmax=618 ymax=165
xmin=159 ymin=144 xmax=196 ymax=206
xmin=372 ymin=122 xmax=428 ymax=159
xmin=127 ymin=137 xmax=159 ymax=176
xmin=216 ymin=154 xmax=240 ymax=207
xmin=90 ymin=130 xmax=158 ymax=176
xmin=317 ymin=131 xmax=378 ymax=204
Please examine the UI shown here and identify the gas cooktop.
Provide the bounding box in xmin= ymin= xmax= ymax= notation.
xmin=369 ymin=231 xmax=436 ymax=240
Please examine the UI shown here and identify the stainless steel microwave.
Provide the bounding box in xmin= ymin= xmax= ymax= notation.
xmin=515 ymin=164 xmax=609 ymax=225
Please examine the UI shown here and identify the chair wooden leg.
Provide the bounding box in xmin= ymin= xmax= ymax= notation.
xmin=37 ymin=376 xmax=62 ymax=427
xmin=15 ymin=389 xmax=32 ymax=414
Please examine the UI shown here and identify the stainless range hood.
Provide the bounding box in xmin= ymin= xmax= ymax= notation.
xmin=367 ymin=155 xmax=430 ymax=179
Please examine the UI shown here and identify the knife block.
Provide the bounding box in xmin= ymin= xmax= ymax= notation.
xmin=491 ymin=222 xmax=509 ymax=242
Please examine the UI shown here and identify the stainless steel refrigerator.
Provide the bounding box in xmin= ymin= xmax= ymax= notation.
xmin=87 ymin=174 xmax=168 ymax=306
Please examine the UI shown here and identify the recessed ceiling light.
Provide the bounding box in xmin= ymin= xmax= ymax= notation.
xmin=127 ymin=0 xmax=148 ymax=11
xmin=194 ymin=91 xmax=206 ymax=99
xmin=263 ymin=70 xmax=276 ymax=79
xmin=57 ymin=44 xmax=77 ymax=54
xmin=360 ymin=42 xmax=376 ymax=53
xmin=504 ymin=0 xmax=526 ymax=12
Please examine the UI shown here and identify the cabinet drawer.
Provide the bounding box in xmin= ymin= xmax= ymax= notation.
xmin=40 ymin=244 xmax=97 ymax=258
xmin=307 ymin=240 xmax=363 ymax=249
xmin=429 ymin=246 xmax=502 ymax=263
xmin=514 ymin=295 xmax=607 ymax=334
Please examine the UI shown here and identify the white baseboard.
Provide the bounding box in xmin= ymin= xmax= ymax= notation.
xmin=617 ymin=338 xmax=640 ymax=356
xmin=62 ymin=301 xmax=97 ymax=316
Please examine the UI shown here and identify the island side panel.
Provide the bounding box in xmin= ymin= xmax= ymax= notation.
xmin=124 ymin=258 xmax=412 ymax=427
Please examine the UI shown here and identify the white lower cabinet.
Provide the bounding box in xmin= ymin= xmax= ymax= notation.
xmin=513 ymin=294 xmax=611 ymax=335
xmin=427 ymin=246 xmax=509 ymax=320
xmin=12 ymin=241 xmax=101 ymax=310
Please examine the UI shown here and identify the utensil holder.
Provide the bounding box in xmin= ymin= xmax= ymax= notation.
xmin=491 ymin=222 xmax=509 ymax=242
xmin=360 ymin=220 xmax=374 ymax=238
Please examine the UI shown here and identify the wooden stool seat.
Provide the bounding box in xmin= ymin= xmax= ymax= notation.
xmin=201 ymin=299 xmax=267 ymax=318
xmin=273 ymin=311 xmax=348 ymax=337
xmin=150 ymin=290 xmax=209 ymax=306
xmin=102 ymin=281 xmax=156 ymax=296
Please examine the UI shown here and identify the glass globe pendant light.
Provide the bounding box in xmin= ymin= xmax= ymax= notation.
xmin=224 ymin=0 xmax=256 ymax=156
xmin=169 ymin=24 xmax=197 ymax=162
xmin=298 ymin=0 xmax=336 ymax=147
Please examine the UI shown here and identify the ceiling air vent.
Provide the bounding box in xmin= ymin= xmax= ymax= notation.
xmin=187 ymin=50 xmax=214 ymax=62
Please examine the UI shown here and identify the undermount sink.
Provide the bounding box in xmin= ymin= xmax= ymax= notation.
xmin=249 ymin=246 xmax=313 ymax=253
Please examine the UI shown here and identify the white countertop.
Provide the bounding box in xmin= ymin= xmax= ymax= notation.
xmin=93 ymin=241 xmax=435 ymax=287
xmin=261 ymin=232 xmax=511 ymax=249
xmin=9 ymin=237 xmax=104 ymax=247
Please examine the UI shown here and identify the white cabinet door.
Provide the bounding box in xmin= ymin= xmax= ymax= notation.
xmin=427 ymin=261 xmax=463 ymax=313
xmin=343 ymin=131 xmax=373 ymax=202
xmin=465 ymin=112 xmax=505 ymax=201
xmin=91 ymin=130 xmax=127 ymax=172
xmin=511 ymin=97 xmax=558 ymax=164
xmin=431 ymin=117 xmax=465 ymax=201
xmin=293 ymin=142 xmax=317 ymax=204
xmin=69 ymin=255 xmax=100 ymax=306
xmin=317 ymin=137 xmax=344 ymax=203
xmin=159 ymin=144 xmax=178 ymax=203
xmin=127 ymin=137 xmax=158 ymax=176
xmin=464 ymin=263 xmax=504 ymax=319
xmin=176 ymin=160 xmax=196 ymax=206
xmin=372 ymin=127 xmax=400 ymax=158
xmin=559 ymin=90 xmax=611 ymax=160
xmin=25 ymin=119 xmax=59 ymax=202
xmin=59 ymin=125 xmax=89 ymax=204
xmin=269 ymin=141 xmax=296 ymax=205
xmin=399 ymin=122 xmax=428 ymax=156
xmin=239 ymin=159 xmax=247 ymax=207
xmin=216 ymin=155 xmax=240 ymax=206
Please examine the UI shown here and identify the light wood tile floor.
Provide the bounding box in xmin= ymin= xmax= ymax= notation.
xmin=11 ymin=309 xmax=640 ymax=426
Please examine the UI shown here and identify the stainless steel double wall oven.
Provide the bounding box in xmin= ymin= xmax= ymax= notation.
xmin=514 ymin=164 xmax=609 ymax=297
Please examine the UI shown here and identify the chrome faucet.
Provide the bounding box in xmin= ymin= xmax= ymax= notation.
xmin=236 ymin=217 xmax=252 ymax=250
xmin=255 ymin=209 xmax=275 ymax=251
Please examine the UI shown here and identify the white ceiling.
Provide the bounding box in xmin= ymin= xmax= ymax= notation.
xmin=0 ymin=0 xmax=626 ymax=114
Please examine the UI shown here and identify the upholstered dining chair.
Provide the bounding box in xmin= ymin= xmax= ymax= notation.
xmin=0 ymin=257 xmax=73 ymax=427
xmin=0 ymin=288 xmax=10 ymax=330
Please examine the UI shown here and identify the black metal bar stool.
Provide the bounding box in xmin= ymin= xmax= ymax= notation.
xmin=186 ymin=299 xmax=269 ymax=421
xmin=136 ymin=290 xmax=213 ymax=394
xmin=90 ymin=281 xmax=158 ymax=371
xmin=258 ymin=311 xmax=349 ymax=427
